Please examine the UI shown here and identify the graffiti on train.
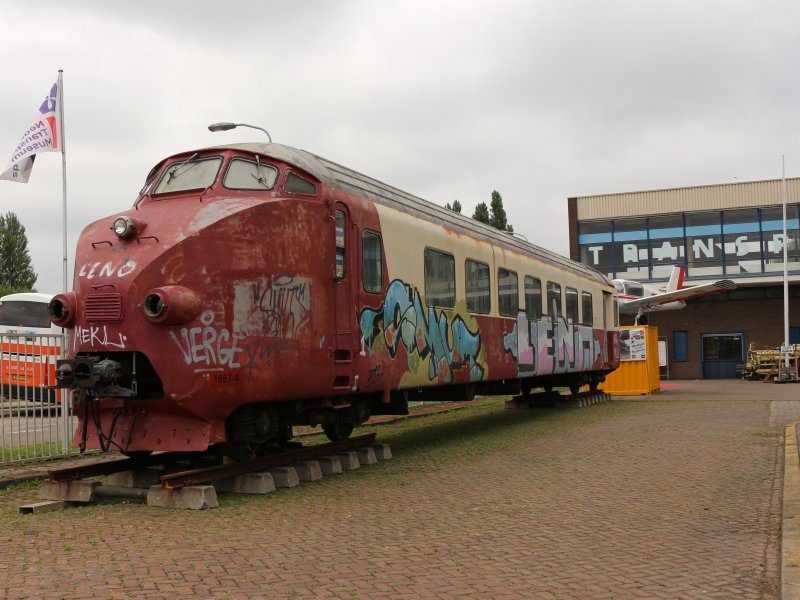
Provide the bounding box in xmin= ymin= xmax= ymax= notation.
xmin=359 ymin=279 xmax=485 ymax=383
xmin=503 ymin=312 xmax=602 ymax=375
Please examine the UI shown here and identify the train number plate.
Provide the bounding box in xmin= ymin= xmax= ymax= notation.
xmin=208 ymin=372 xmax=241 ymax=387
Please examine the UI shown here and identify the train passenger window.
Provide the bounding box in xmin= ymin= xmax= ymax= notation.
xmin=284 ymin=172 xmax=317 ymax=195
xmin=222 ymin=157 xmax=278 ymax=190
xmin=565 ymin=287 xmax=579 ymax=323
xmin=546 ymin=282 xmax=562 ymax=318
xmin=335 ymin=211 xmax=346 ymax=279
xmin=581 ymin=291 xmax=594 ymax=326
xmin=465 ymin=260 xmax=490 ymax=314
xmin=362 ymin=231 xmax=382 ymax=293
xmin=498 ymin=269 xmax=518 ymax=317
xmin=524 ymin=276 xmax=542 ymax=320
xmin=613 ymin=299 xmax=619 ymax=327
xmin=153 ymin=156 xmax=222 ymax=194
xmin=424 ymin=248 xmax=455 ymax=308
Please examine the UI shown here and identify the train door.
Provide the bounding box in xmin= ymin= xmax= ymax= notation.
xmin=331 ymin=203 xmax=356 ymax=390
xmin=602 ymin=290 xmax=612 ymax=364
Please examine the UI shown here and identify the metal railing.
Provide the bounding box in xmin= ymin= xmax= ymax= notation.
xmin=0 ymin=332 xmax=76 ymax=463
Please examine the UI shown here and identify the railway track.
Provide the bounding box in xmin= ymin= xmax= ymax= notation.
xmin=22 ymin=433 xmax=389 ymax=511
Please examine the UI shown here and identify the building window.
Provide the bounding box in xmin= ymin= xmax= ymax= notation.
xmin=465 ymin=259 xmax=490 ymax=314
xmin=565 ymin=287 xmax=579 ymax=323
xmin=686 ymin=212 xmax=723 ymax=277
xmin=674 ymin=330 xmax=689 ymax=362
xmin=581 ymin=291 xmax=593 ymax=326
xmin=546 ymin=281 xmax=562 ymax=318
xmin=525 ymin=276 xmax=542 ymax=320
xmin=578 ymin=220 xmax=613 ymax=278
xmin=424 ymin=248 xmax=455 ymax=308
xmin=613 ymin=218 xmax=649 ymax=280
xmin=498 ymin=268 xmax=519 ymax=317
xmin=761 ymin=205 xmax=800 ymax=273
xmin=722 ymin=208 xmax=761 ymax=275
xmin=649 ymin=213 xmax=685 ymax=278
xmin=362 ymin=231 xmax=382 ymax=293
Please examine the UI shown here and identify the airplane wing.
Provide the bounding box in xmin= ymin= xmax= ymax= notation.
xmin=622 ymin=279 xmax=737 ymax=310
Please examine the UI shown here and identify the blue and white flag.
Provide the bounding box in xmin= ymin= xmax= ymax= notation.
xmin=0 ymin=80 xmax=61 ymax=184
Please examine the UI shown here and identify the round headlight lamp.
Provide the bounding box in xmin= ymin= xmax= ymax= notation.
xmin=112 ymin=216 xmax=136 ymax=239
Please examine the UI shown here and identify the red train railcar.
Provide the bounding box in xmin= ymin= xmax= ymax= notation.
xmin=51 ymin=143 xmax=619 ymax=457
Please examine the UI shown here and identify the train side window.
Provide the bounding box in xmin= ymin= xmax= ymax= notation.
xmin=424 ymin=248 xmax=455 ymax=308
xmin=613 ymin=299 xmax=619 ymax=327
xmin=524 ymin=276 xmax=542 ymax=320
xmin=498 ymin=268 xmax=518 ymax=317
xmin=565 ymin=287 xmax=579 ymax=323
xmin=547 ymin=281 xmax=562 ymax=318
xmin=335 ymin=211 xmax=346 ymax=279
xmin=581 ymin=291 xmax=594 ymax=326
xmin=362 ymin=231 xmax=382 ymax=293
xmin=465 ymin=260 xmax=490 ymax=314
xmin=284 ymin=172 xmax=318 ymax=195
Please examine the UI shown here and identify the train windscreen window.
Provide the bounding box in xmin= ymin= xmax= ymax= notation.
xmin=222 ymin=158 xmax=278 ymax=190
xmin=424 ymin=248 xmax=455 ymax=308
xmin=581 ymin=291 xmax=593 ymax=326
xmin=335 ymin=211 xmax=346 ymax=279
xmin=547 ymin=282 xmax=562 ymax=317
xmin=498 ymin=269 xmax=518 ymax=317
xmin=524 ymin=276 xmax=542 ymax=319
xmin=465 ymin=260 xmax=490 ymax=314
xmin=284 ymin=172 xmax=317 ymax=195
xmin=153 ymin=156 xmax=222 ymax=194
xmin=362 ymin=231 xmax=382 ymax=293
xmin=565 ymin=287 xmax=579 ymax=323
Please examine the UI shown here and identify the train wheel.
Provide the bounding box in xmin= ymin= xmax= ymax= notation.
xmin=323 ymin=417 xmax=355 ymax=442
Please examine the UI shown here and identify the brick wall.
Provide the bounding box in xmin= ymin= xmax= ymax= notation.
xmin=621 ymin=296 xmax=800 ymax=379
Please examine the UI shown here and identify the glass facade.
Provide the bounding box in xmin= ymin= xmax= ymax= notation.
xmin=577 ymin=204 xmax=800 ymax=279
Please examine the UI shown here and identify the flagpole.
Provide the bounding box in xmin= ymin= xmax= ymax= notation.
xmin=58 ymin=69 xmax=67 ymax=293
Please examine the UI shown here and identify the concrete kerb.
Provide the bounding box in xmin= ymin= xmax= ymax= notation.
xmin=784 ymin=422 xmax=800 ymax=599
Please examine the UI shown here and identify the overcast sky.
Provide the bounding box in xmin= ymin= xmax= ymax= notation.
xmin=1 ymin=0 xmax=799 ymax=293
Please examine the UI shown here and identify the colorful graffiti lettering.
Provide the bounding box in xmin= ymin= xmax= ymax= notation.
xmin=168 ymin=310 xmax=245 ymax=372
xmin=503 ymin=312 xmax=601 ymax=376
xmin=359 ymin=279 xmax=484 ymax=384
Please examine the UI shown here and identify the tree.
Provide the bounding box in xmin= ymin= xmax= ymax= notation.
xmin=472 ymin=192 xmax=515 ymax=232
xmin=444 ymin=200 xmax=462 ymax=214
xmin=0 ymin=212 xmax=37 ymax=295
xmin=489 ymin=190 xmax=514 ymax=233
xmin=472 ymin=202 xmax=491 ymax=225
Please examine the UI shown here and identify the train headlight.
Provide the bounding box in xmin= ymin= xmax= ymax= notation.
xmin=142 ymin=286 xmax=202 ymax=325
xmin=48 ymin=292 xmax=77 ymax=328
xmin=112 ymin=215 xmax=137 ymax=239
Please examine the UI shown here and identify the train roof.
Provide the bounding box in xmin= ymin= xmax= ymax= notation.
xmin=189 ymin=142 xmax=611 ymax=287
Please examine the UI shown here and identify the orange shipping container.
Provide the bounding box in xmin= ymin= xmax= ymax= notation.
xmin=600 ymin=325 xmax=660 ymax=395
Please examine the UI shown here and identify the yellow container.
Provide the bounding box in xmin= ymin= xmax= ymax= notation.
xmin=601 ymin=325 xmax=660 ymax=395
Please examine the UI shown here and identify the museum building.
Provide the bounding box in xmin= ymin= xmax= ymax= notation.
xmin=568 ymin=177 xmax=800 ymax=379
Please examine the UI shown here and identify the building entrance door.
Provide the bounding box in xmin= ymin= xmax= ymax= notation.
xmin=701 ymin=333 xmax=743 ymax=379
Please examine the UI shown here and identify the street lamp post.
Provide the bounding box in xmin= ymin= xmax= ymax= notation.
xmin=208 ymin=122 xmax=272 ymax=143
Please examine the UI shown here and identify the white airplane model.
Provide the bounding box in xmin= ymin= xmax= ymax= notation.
xmin=613 ymin=266 xmax=736 ymax=324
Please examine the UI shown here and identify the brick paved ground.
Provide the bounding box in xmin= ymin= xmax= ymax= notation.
xmin=0 ymin=380 xmax=788 ymax=599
